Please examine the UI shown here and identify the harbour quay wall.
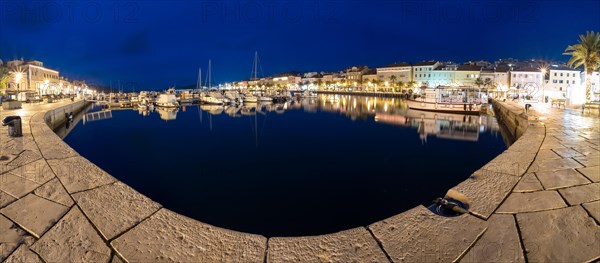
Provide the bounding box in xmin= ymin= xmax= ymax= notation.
xmin=10 ymin=99 xmax=592 ymax=263
xmin=43 ymin=100 xmax=91 ymax=130
xmin=491 ymin=99 xmax=531 ymax=140
xmin=314 ymin=90 xmax=405 ymax=98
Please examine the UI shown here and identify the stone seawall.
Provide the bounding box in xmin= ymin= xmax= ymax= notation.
xmin=43 ymin=100 xmax=91 ymax=130
xmin=1 ymin=100 xmax=597 ymax=262
xmin=491 ymin=99 xmax=530 ymax=140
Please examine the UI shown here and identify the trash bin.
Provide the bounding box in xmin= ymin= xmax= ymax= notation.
xmin=2 ymin=116 xmax=22 ymax=137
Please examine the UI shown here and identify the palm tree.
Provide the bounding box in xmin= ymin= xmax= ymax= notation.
xmin=474 ymin=77 xmax=484 ymax=88
xmin=564 ymin=31 xmax=600 ymax=103
xmin=0 ymin=67 xmax=9 ymax=95
xmin=389 ymin=75 xmax=397 ymax=92
xmin=484 ymin=78 xmax=493 ymax=94
xmin=398 ymin=81 xmax=405 ymax=93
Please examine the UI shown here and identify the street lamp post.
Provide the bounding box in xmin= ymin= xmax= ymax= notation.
xmin=14 ymin=72 xmax=22 ymax=100
xmin=541 ymin=69 xmax=547 ymax=103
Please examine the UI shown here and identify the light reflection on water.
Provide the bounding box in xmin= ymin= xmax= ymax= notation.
xmin=67 ymin=94 xmax=505 ymax=237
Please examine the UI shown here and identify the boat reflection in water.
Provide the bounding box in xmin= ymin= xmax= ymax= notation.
xmin=156 ymin=106 xmax=179 ymax=121
xmin=130 ymin=93 xmax=498 ymax=142
xmin=312 ymin=94 xmax=499 ymax=143
xmin=375 ymin=110 xmax=499 ymax=143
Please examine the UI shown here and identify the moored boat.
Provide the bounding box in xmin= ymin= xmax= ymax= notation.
xmin=156 ymin=88 xmax=179 ymax=108
xmin=406 ymin=86 xmax=484 ymax=115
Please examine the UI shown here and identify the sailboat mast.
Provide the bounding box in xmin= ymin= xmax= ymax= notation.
xmin=254 ymin=51 xmax=258 ymax=80
xmin=196 ymin=67 xmax=202 ymax=91
xmin=208 ymin=60 xmax=212 ymax=89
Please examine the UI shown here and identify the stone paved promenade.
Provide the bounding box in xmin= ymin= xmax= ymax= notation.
xmin=0 ymin=100 xmax=598 ymax=262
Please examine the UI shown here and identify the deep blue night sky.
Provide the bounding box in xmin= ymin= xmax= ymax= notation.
xmin=1 ymin=0 xmax=598 ymax=90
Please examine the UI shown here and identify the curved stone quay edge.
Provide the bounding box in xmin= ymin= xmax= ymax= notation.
xmin=0 ymin=99 xmax=598 ymax=262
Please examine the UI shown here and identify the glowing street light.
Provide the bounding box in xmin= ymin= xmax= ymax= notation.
xmin=14 ymin=72 xmax=22 ymax=83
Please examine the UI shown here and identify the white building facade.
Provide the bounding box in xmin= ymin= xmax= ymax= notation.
xmin=544 ymin=67 xmax=582 ymax=104
xmin=509 ymin=68 xmax=543 ymax=98
xmin=413 ymin=61 xmax=440 ymax=87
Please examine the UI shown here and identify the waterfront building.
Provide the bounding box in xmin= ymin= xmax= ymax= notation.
xmin=376 ymin=62 xmax=412 ymax=84
xmin=454 ymin=64 xmax=482 ymax=87
xmin=412 ymin=61 xmax=441 ymax=88
xmin=5 ymin=59 xmax=60 ymax=95
xmin=301 ymin=72 xmax=323 ymax=87
xmin=362 ymin=69 xmax=378 ymax=86
xmin=429 ymin=63 xmax=457 ymax=87
xmin=345 ymin=66 xmax=369 ymax=87
xmin=509 ymin=68 xmax=544 ymax=98
xmin=544 ymin=66 xmax=582 ymax=103
xmin=590 ymin=72 xmax=600 ymax=102
xmin=479 ymin=66 xmax=510 ymax=96
xmin=269 ymin=72 xmax=301 ymax=89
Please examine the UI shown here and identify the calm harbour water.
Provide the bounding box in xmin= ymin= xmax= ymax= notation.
xmin=64 ymin=94 xmax=506 ymax=237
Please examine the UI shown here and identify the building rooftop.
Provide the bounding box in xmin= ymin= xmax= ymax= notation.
xmin=548 ymin=65 xmax=580 ymax=71
xmin=364 ymin=69 xmax=377 ymax=75
xmin=457 ymin=65 xmax=483 ymax=71
xmin=378 ymin=62 xmax=411 ymax=68
xmin=511 ymin=67 xmax=541 ymax=72
xmin=346 ymin=66 xmax=368 ymax=72
xmin=413 ymin=61 xmax=438 ymax=66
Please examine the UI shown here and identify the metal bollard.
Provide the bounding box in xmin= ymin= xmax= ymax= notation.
xmin=2 ymin=116 xmax=22 ymax=137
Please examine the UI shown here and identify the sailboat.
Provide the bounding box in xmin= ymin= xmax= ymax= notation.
xmin=250 ymin=51 xmax=272 ymax=103
xmin=200 ymin=60 xmax=225 ymax=105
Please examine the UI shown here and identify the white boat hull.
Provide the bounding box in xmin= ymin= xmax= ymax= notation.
xmin=406 ymin=99 xmax=482 ymax=115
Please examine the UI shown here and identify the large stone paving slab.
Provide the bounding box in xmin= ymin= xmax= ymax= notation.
xmin=0 ymin=137 xmax=40 ymax=157
xmin=557 ymin=183 xmax=600 ymax=205
xmin=582 ymin=200 xmax=600 ymax=223
xmin=0 ymin=215 xmax=30 ymax=262
xmin=8 ymin=159 xmax=55 ymax=185
xmin=535 ymin=149 xmax=561 ymax=160
xmin=513 ymin=173 xmax=543 ymax=192
xmin=574 ymin=155 xmax=600 ymax=167
xmin=368 ymin=205 xmax=487 ymax=263
xmin=30 ymin=206 xmax=112 ymax=263
xmin=73 ymin=181 xmax=162 ymax=240
xmin=481 ymin=150 xmax=536 ymax=176
xmin=0 ymin=194 xmax=69 ymax=238
xmin=3 ymin=150 xmax=42 ymax=171
xmin=496 ymin=191 xmax=567 ymax=213
xmin=3 ymin=244 xmax=43 ymax=263
xmin=460 ymin=214 xmax=524 ymax=263
xmin=528 ymin=158 xmax=584 ymax=173
xmin=267 ymin=227 xmax=388 ymax=263
xmin=552 ymin=147 xmax=584 ymax=158
xmin=47 ymin=156 xmax=115 ymax=193
xmin=450 ymin=170 xmax=520 ymax=219
xmin=34 ymin=133 xmax=80 ymax=160
xmin=0 ymin=173 xmax=40 ymax=198
xmin=535 ymin=168 xmax=592 ymax=189
xmin=111 ymin=208 xmax=267 ymax=263
xmin=0 ymin=190 xmax=16 ymax=208
xmin=577 ymin=166 xmax=600 ymax=182
xmin=33 ymin=177 xmax=74 ymax=207
xmin=516 ymin=206 xmax=600 ymax=262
